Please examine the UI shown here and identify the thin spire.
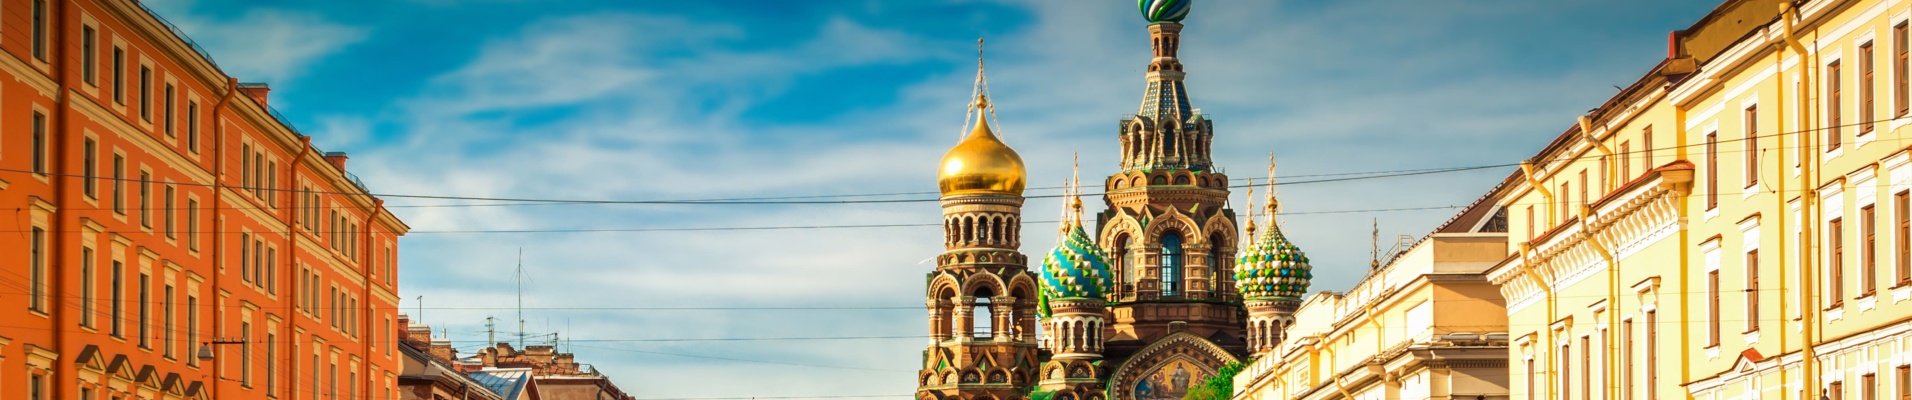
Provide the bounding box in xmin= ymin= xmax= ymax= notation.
xmin=1370 ymin=218 xmax=1381 ymax=270
xmin=1243 ymin=178 xmax=1257 ymax=241
xmin=1263 ymin=153 xmax=1279 ymax=228
xmin=965 ymin=38 xmax=1002 ymax=140
xmin=1061 ymin=152 xmax=1084 ymax=235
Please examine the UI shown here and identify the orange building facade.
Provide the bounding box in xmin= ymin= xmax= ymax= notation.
xmin=0 ymin=1 xmax=409 ymax=400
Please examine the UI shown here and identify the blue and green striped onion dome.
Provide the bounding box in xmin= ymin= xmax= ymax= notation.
xmin=1038 ymin=224 xmax=1113 ymax=317
xmin=1139 ymin=0 xmax=1191 ymax=23
xmin=1234 ymin=225 xmax=1313 ymax=299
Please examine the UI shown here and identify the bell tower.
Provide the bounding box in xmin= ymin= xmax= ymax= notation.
xmin=918 ymin=41 xmax=1042 ymax=400
xmin=1095 ymin=0 xmax=1245 ymax=358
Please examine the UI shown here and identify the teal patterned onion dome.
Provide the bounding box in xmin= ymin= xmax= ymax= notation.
xmin=1139 ymin=0 xmax=1191 ymax=23
xmin=1039 ymin=224 xmax=1113 ymax=306
xmin=1234 ymin=224 xmax=1312 ymax=299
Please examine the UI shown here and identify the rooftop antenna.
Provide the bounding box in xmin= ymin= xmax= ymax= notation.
xmin=415 ymin=295 xmax=423 ymax=324
xmin=486 ymin=316 xmax=496 ymax=346
xmin=1370 ymin=218 xmax=1381 ymax=270
xmin=517 ymin=247 xmax=526 ymax=348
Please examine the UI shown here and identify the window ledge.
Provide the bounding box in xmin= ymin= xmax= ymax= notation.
xmin=1894 ymin=285 xmax=1912 ymax=303
xmin=1705 ymin=345 xmax=1722 ymax=360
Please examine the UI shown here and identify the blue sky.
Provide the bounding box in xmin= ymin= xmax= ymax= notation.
xmin=149 ymin=0 xmax=1718 ymax=397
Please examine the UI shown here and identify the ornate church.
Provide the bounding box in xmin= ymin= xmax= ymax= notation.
xmin=917 ymin=1 xmax=1315 ymax=399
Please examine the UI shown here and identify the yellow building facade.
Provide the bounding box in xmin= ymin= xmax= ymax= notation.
xmin=1487 ymin=0 xmax=1912 ymax=399
xmin=1239 ymin=0 xmax=1912 ymax=399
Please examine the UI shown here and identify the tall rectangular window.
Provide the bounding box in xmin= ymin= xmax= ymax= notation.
xmin=30 ymin=0 xmax=47 ymax=62
xmin=138 ymin=273 xmax=150 ymax=348
xmin=266 ymin=332 xmax=277 ymax=392
xmin=1579 ymin=169 xmax=1589 ymax=210
xmin=82 ymin=26 xmax=97 ymax=84
xmin=1706 ymin=132 xmax=1719 ymax=210
xmin=81 ymin=248 xmax=95 ymax=328
xmin=1830 ymin=60 xmax=1844 ymax=150
xmin=1865 ymin=205 xmax=1879 ymax=296
xmin=32 ymin=112 xmax=46 ymax=174
xmin=29 ymin=374 xmax=43 ymax=400
xmin=1834 ymin=381 xmax=1846 ymax=400
xmin=1643 ymin=126 xmax=1654 ymax=172
xmin=267 ymin=161 xmax=277 ymax=207
xmin=1708 ymin=269 xmax=1721 ymax=346
xmin=1582 ymin=336 xmax=1592 ymax=400
xmin=111 ymin=262 xmax=123 ymax=337
xmin=1620 ymin=141 xmax=1633 ymax=180
xmin=1833 ymin=217 xmax=1847 ymax=306
xmin=1745 ymin=106 xmax=1759 ymax=187
xmin=1561 ymin=182 xmax=1571 ymax=223
xmin=187 ymin=101 xmax=199 ymax=152
xmin=1900 ymin=23 xmax=1910 ymax=116
xmin=139 ymin=172 xmax=151 ymax=228
xmin=1646 ymin=310 xmax=1658 ymax=400
xmin=1863 ymin=42 xmax=1878 ymax=134
xmin=30 ymin=228 xmax=46 ymax=313
xmin=113 ymin=47 xmax=125 ymax=104
xmin=1863 ymin=374 xmax=1877 ymax=400
xmin=164 ymin=84 xmax=175 ymax=137
xmin=84 ymin=138 xmax=98 ymax=198
xmin=267 ymin=247 xmax=277 ymax=295
xmin=1747 ymin=249 xmax=1760 ymax=332
xmin=164 ymin=185 xmax=176 ymax=238
xmin=1561 ymin=342 xmax=1572 ymax=400
xmin=113 ymin=155 xmax=126 ymax=214
xmin=186 ymin=295 xmax=197 ymax=366
xmin=1899 ymin=192 xmax=1911 ymax=286
xmin=241 ymin=322 xmax=252 ymax=386
xmin=240 ymin=233 xmax=252 ymax=283
xmin=1896 ymin=366 xmax=1909 ymax=400
xmin=140 ymin=66 xmax=152 ymax=122
xmin=187 ymin=199 xmax=199 ymax=251
xmin=163 ymin=285 xmax=174 ymax=358
xmin=1623 ymin=319 xmax=1635 ymax=400
xmin=242 ymin=143 xmax=252 ymax=192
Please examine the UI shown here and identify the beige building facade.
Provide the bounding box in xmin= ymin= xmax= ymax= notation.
xmin=1233 ymin=195 xmax=1512 ymax=400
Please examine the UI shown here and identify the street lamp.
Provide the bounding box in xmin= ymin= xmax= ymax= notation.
xmin=197 ymin=338 xmax=246 ymax=361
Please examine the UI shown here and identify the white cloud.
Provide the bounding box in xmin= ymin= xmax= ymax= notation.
xmin=146 ymin=0 xmax=367 ymax=87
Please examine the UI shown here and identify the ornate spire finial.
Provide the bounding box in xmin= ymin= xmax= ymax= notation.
xmin=1264 ymin=153 xmax=1279 ymax=218
xmin=966 ymin=37 xmax=1002 ymax=139
xmin=1066 ymin=153 xmax=1084 ymax=229
xmin=1243 ymin=178 xmax=1258 ymax=239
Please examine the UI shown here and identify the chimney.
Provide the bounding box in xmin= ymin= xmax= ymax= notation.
xmin=429 ymin=339 xmax=457 ymax=363
xmin=324 ymin=151 xmax=348 ymax=171
xmin=237 ymin=83 xmax=271 ymax=107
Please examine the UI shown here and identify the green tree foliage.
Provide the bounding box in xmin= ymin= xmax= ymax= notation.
xmin=1182 ymin=362 xmax=1247 ymax=400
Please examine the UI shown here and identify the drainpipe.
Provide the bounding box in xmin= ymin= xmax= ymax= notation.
xmin=1580 ymin=116 xmax=1617 ymax=191
xmin=208 ymin=76 xmax=237 ymax=400
xmin=1581 ymin=204 xmax=1620 ymax=400
xmin=281 ymin=134 xmax=308 ymax=400
xmin=1521 ymin=162 xmax=1558 ymax=226
xmin=1771 ymin=8 xmax=1796 ymax=400
xmin=1782 ymin=4 xmax=1824 ymax=398
xmin=51 ymin=2 xmax=73 ymax=400
xmin=1315 ymin=335 xmax=1355 ymax=400
xmin=1516 ymin=242 xmax=1556 ymax=400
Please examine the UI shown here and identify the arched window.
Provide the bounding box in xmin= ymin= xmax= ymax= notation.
xmin=1210 ymin=233 xmax=1228 ymax=290
xmin=1161 ymin=232 xmax=1185 ymax=297
xmin=974 ymin=294 xmax=994 ymax=339
xmin=1112 ymin=235 xmax=1131 ymax=288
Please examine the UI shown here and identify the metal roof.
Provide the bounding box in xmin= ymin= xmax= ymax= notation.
xmin=469 ymin=368 xmax=535 ymax=400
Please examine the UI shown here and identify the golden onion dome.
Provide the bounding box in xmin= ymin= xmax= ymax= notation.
xmin=937 ymin=103 xmax=1026 ymax=196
